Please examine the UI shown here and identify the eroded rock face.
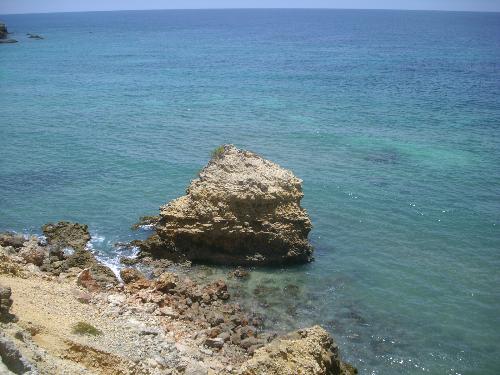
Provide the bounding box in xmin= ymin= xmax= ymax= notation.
xmin=238 ymin=326 xmax=357 ymax=375
xmin=148 ymin=145 xmax=313 ymax=266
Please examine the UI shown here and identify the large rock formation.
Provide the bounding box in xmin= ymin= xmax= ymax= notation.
xmin=142 ymin=145 xmax=313 ymax=266
xmin=238 ymin=326 xmax=357 ymax=375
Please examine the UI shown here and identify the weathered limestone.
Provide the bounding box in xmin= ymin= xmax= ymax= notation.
xmin=238 ymin=326 xmax=357 ymax=375
xmin=142 ymin=145 xmax=313 ymax=266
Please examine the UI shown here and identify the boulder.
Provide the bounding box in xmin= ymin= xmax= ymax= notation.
xmin=0 ymin=333 xmax=34 ymax=374
xmin=76 ymin=268 xmax=100 ymax=292
xmin=0 ymin=286 xmax=15 ymax=322
xmin=143 ymin=145 xmax=313 ymax=266
xmin=18 ymin=237 xmax=47 ymax=266
xmin=238 ymin=326 xmax=357 ymax=375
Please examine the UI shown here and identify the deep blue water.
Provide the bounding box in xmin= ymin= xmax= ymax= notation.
xmin=1 ymin=9 xmax=499 ymax=374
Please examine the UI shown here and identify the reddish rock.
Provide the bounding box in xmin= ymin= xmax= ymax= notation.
xmin=76 ymin=268 xmax=100 ymax=292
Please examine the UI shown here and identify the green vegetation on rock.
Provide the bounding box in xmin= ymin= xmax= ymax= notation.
xmin=72 ymin=321 xmax=102 ymax=336
xmin=211 ymin=145 xmax=225 ymax=158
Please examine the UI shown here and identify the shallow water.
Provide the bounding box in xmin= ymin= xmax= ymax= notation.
xmin=1 ymin=9 xmax=499 ymax=374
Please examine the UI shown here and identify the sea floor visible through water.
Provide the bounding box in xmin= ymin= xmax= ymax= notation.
xmin=1 ymin=8 xmax=499 ymax=375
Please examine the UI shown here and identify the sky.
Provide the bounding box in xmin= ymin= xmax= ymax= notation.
xmin=1 ymin=0 xmax=499 ymax=14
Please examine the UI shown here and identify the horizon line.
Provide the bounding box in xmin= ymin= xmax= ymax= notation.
xmin=2 ymin=7 xmax=500 ymax=16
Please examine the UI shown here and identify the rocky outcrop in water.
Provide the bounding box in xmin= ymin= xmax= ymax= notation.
xmin=0 ymin=22 xmax=17 ymax=44
xmin=42 ymin=221 xmax=91 ymax=251
xmin=140 ymin=145 xmax=313 ymax=266
xmin=39 ymin=221 xmax=118 ymax=286
xmin=0 ymin=222 xmax=117 ymax=288
xmin=239 ymin=325 xmax=357 ymax=375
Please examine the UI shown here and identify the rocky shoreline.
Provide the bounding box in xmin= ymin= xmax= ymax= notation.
xmin=0 ymin=224 xmax=356 ymax=374
xmin=0 ymin=146 xmax=356 ymax=374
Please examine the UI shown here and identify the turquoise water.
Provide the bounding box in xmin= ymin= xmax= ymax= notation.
xmin=1 ymin=9 xmax=499 ymax=374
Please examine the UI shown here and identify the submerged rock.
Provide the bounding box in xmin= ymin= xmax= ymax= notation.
xmin=143 ymin=144 xmax=313 ymax=266
xmin=27 ymin=33 xmax=44 ymax=40
xmin=238 ymin=325 xmax=357 ymax=375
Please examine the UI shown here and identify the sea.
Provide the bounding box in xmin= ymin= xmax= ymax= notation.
xmin=0 ymin=9 xmax=499 ymax=374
